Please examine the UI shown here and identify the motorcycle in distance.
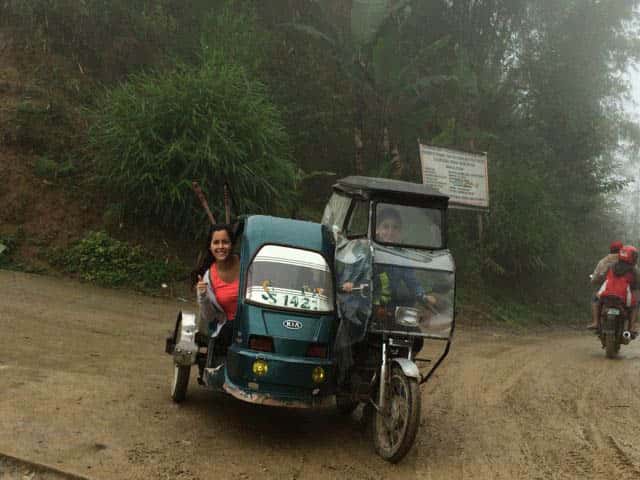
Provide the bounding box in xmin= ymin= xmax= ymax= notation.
xmin=597 ymin=295 xmax=635 ymax=358
xmin=322 ymin=176 xmax=455 ymax=463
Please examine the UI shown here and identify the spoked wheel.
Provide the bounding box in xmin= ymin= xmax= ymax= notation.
xmin=372 ymin=366 xmax=421 ymax=463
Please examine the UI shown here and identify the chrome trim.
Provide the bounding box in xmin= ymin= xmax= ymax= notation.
xmin=222 ymin=382 xmax=334 ymax=409
xmin=173 ymin=311 xmax=198 ymax=366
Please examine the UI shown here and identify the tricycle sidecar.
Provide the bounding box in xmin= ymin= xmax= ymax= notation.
xmin=166 ymin=214 xmax=338 ymax=408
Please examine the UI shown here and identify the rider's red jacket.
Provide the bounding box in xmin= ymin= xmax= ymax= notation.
xmin=598 ymin=266 xmax=637 ymax=307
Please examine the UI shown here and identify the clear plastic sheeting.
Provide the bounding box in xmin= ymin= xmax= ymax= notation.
xmin=375 ymin=202 xmax=443 ymax=249
xmin=333 ymin=238 xmax=373 ymax=382
xmin=368 ymin=266 xmax=454 ymax=339
xmin=321 ymin=193 xmax=351 ymax=241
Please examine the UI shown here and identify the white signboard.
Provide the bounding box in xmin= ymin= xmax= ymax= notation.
xmin=419 ymin=144 xmax=489 ymax=209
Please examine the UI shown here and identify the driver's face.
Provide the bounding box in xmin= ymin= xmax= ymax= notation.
xmin=377 ymin=219 xmax=402 ymax=243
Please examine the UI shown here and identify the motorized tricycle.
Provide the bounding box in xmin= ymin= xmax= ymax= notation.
xmin=165 ymin=176 xmax=455 ymax=463
xmin=322 ymin=176 xmax=455 ymax=462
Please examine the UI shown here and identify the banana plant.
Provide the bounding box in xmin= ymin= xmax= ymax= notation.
xmin=280 ymin=0 xmax=439 ymax=176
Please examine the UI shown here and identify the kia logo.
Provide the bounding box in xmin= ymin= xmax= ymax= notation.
xmin=283 ymin=320 xmax=303 ymax=330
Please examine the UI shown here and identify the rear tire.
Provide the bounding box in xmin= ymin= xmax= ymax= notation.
xmin=605 ymin=334 xmax=620 ymax=359
xmin=171 ymin=364 xmax=190 ymax=403
xmin=372 ymin=366 xmax=421 ymax=463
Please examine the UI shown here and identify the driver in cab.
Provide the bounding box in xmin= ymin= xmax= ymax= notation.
xmin=341 ymin=206 xmax=437 ymax=309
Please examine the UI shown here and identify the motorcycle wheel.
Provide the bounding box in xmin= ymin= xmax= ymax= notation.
xmin=372 ymin=366 xmax=421 ymax=463
xmin=170 ymin=318 xmax=191 ymax=403
xmin=171 ymin=364 xmax=190 ymax=402
xmin=604 ymin=333 xmax=620 ymax=359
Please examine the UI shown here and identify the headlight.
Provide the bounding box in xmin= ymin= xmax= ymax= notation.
xmin=395 ymin=306 xmax=419 ymax=327
xmin=312 ymin=367 xmax=325 ymax=384
xmin=252 ymin=360 xmax=269 ymax=376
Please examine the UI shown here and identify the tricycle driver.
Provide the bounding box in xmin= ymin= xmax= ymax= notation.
xmin=341 ymin=206 xmax=438 ymax=309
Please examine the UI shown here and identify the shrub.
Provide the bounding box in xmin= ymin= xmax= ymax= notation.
xmin=0 ymin=235 xmax=17 ymax=268
xmin=89 ymin=59 xmax=296 ymax=233
xmin=54 ymin=231 xmax=186 ymax=290
xmin=34 ymin=156 xmax=76 ymax=179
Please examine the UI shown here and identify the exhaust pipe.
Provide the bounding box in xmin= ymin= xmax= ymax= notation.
xmin=622 ymin=331 xmax=632 ymax=344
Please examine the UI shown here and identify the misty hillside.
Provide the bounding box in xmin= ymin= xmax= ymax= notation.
xmin=1 ymin=0 xmax=639 ymax=320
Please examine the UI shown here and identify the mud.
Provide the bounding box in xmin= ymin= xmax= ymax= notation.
xmin=1 ymin=270 xmax=640 ymax=479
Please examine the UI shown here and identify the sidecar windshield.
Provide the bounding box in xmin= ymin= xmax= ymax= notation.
xmin=375 ymin=203 xmax=443 ymax=249
xmin=245 ymin=245 xmax=334 ymax=313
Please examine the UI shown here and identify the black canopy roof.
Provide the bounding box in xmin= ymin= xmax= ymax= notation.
xmin=335 ymin=176 xmax=448 ymax=202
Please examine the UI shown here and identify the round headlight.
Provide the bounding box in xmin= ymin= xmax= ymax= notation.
xmin=312 ymin=367 xmax=326 ymax=384
xmin=252 ymin=360 xmax=269 ymax=376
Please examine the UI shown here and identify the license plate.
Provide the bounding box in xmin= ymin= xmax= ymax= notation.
xmin=607 ymin=308 xmax=620 ymax=316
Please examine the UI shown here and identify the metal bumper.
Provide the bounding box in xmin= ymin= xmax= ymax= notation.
xmin=222 ymin=380 xmax=335 ymax=409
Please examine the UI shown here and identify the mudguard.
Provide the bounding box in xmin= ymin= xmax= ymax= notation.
xmin=391 ymin=357 xmax=420 ymax=381
xmin=173 ymin=311 xmax=198 ymax=366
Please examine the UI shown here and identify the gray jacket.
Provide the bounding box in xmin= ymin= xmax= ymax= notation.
xmin=197 ymin=268 xmax=228 ymax=337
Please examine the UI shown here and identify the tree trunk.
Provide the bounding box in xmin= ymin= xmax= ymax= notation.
xmin=354 ymin=127 xmax=364 ymax=174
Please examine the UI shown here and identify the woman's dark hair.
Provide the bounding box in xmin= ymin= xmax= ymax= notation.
xmin=190 ymin=224 xmax=235 ymax=287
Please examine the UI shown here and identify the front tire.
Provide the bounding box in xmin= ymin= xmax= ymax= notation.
xmin=171 ymin=364 xmax=190 ymax=403
xmin=372 ymin=366 xmax=421 ymax=463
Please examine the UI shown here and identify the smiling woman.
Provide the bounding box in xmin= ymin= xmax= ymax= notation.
xmin=191 ymin=224 xmax=240 ymax=342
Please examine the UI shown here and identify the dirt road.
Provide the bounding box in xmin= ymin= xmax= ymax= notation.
xmin=1 ymin=270 xmax=640 ymax=479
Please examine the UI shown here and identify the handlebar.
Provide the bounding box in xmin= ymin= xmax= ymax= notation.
xmin=341 ymin=283 xmax=370 ymax=298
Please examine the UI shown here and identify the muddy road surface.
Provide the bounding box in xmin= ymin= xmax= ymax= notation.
xmin=1 ymin=270 xmax=640 ymax=479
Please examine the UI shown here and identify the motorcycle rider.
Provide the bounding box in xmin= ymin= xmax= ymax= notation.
xmin=587 ymin=241 xmax=622 ymax=330
xmin=594 ymin=245 xmax=639 ymax=338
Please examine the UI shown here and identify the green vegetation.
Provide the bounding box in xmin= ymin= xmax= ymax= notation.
xmin=0 ymin=235 xmax=17 ymax=268
xmin=52 ymin=231 xmax=187 ymax=291
xmin=33 ymin=156 xmax=75 ymax=179
xmin=2 ymin=0 xmax=639 ymax=317
xmin=89 ymin=59 xmax=295 ymax=232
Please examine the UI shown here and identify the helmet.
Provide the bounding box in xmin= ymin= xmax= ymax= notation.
xmin=610 ymin=240 xmax=623 ymax=253
xmin=618 ymin=245 xmax=638 ymax=265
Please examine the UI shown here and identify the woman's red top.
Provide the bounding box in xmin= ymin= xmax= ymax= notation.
xmin=210 ymin=263 xmax=239 ymax=320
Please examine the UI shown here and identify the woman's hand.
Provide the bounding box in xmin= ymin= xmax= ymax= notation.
xmin=196 ymin=275 xmax=207 ymax=296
